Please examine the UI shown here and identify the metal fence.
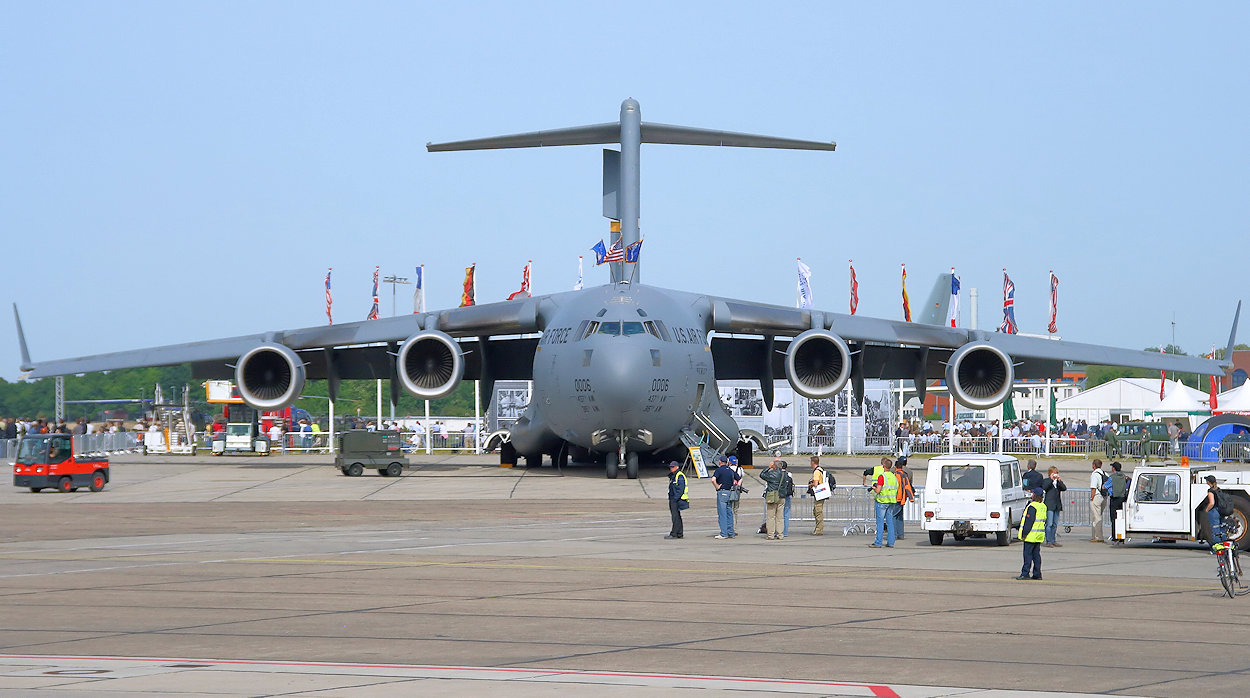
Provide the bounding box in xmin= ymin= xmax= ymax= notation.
xmin=72 ymin=432 xmax=143 ymax=455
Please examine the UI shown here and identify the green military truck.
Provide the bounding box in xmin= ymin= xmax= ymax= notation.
xmin=335 ymin=430 xmax=409 ymax=477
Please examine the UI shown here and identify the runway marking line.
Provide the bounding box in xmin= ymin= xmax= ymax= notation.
xmin=234 ymin=557 xmax=1211 ymax=590
xmin=0 ymin=654 xmax=901 ymax=697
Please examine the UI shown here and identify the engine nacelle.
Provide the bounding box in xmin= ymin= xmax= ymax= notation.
xmin=946 ymin=342 xmax=1015 ymax=410
xmin=784 ymin=329 xmax=851 ymax=399
xmin=397 ymin=331 xmax=464 ymax=400
xmin=235 ymin=343 xmax=306 ymax=410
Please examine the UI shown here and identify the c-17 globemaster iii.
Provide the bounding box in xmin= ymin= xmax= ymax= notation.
xmin=15 ymin=99 xmax=1239 ymax=478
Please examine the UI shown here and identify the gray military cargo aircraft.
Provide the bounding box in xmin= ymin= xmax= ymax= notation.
xmin=15 ymin=99 xmax=1238 ymax=478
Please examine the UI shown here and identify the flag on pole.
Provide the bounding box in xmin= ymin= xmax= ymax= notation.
xmin=591 ymin=240 xmax=608 ymax=265
xmin=1047 ymin=271 xmax=1059 ymax=334
xmin=1210 ymin=349 xmax=1220 ymax=411
xmin=325 ymin=268 xmax=333 ymax=325
xmin=901 ymin=263 xmax=911 ymax=322
xmin=624 ymin=239 xmax=643 ymax=264
xmin=1159 ymin=346 xmax=1167 ymax=400
xmin=797 ymin=258 xmax=813 ymax=309
xmin=945 ymin=268 xmax=960 ymax=327
xmin=848 ymin=260 xmax=859 ymax=315
xmin=998 ymin=269 xmax=1018 ymax=334
xmin=412 ymin=265 xmax=425 ymax=314
xmin=604 ymin=240 xmax=624 ymax=263
xmin=573 ymin=256 xmax=584 ymax=291
xmin=507 ymin=261 xmax=532 ymax=300
xmin=366 ymin=266 xmax=379 ymax=320
xmin=460 ymin=264 xmax=475 ymax=307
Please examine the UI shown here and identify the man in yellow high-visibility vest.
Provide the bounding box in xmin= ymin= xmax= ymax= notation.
xmin=666 ymin=461 xmax=690 ymax=539
xmin=1016 ymin=487 xmax=1047 ymax=580
xmin=870 ymin=461 xmax=899 ymax=548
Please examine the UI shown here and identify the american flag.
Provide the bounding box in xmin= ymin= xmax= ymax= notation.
xmin=1047 ymin=271 xmax=1059 ymax=334
xmin=325 ymin=268 xmax=332 ymax=326
xmin=603 ymin=239 xmax=625 ymax=263
xmin=998 ymin=270 xmax=1017 ymax=334
xmin=849 ymin=260 xmax=858 ymax=315
xmin=367 ymin=266 xmax=379 ymax=320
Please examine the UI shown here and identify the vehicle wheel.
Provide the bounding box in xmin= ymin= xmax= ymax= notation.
xmin=996 ymin=530 xmax=1010 ymax=546
xmin=953 ymin=533 xmax=966 ymax=542
xmin=928 ymin=531 xmax=944 ymax=546
xmin=626 ymin=452 xmax=639 ymax=479
xmin=605 ymin=451 xmax=619 ymax=479
xmin=29 ymin=487 xmax=42 ymax=493
xmin=89 ymin=470 xmax=107 ymax=492
xmin=346 ymin=463 xmax=363 ymax=477
xmin=377 ymin=469 xmax=388 ymax=477
xmin=1219 ymin=557 xmax=1237 ymax=598
xmin=58 ymin=476 xmax=74 ymax=493
xmin=385 ymin=462 xmax=403 ymax=477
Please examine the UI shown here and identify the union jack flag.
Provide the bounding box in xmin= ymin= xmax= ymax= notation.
xmin=998 ymin=270 xmax=1017 ymax=334
xmin=1047 ymin=271 xmax=1059 ymax=334
xmin=849 ymin=260 xmax=858 ymax=315
xmin=325 ymin=268 xmax=332 ymax=326
xmin=367 ymin=266 xmax=379 ymax=320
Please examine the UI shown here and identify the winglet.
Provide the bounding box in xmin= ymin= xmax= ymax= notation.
xmin=1221 ymin=300 xmax=1241 ymax=368
xmin=13 ymin=303 xmax=32 ymax=371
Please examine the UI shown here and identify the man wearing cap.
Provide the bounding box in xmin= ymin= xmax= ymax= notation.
xmin=1106 ymin=462 xmax=1129 ymax=544
xmin=712 ymin=455 xmax=737 ymax=539
xmin=893 ymin=457 xmax=914 ymax=540
xmin=666 ymin=461 xmax=689 ymax=539
xmin=1016 ymin=487 xmax=1047 ymax=580
xmin=807 ymin=456 xmax=830 ymax=535
xmin=728 ymin=456 xmax=746 ymax=533
xmin=870 ymin=460 xmax=898 ymax=548
xmin=760 ymin=457 xmax=785 ymax=540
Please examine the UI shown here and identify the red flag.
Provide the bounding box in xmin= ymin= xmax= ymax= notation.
xmin=460 ymin=264 xmax=476 ymax=307
xmin=1210 ymin=350 xmax=1220 ymax=411
xmin=1159 ymin=347 xmax=1166 ymax=400
xmin=506 ymin=261 xmax=531 ymax=301
xmin=1047 ymin=271 xmax=1059 ymax=334
xmin=901 ymin=264 xmax=911 ymax=322
xmin=849 ymin=260 xmax=859 ymax=315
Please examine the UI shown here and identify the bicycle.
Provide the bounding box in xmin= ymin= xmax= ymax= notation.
xmin=1212 ymin=538 xmax=1247 ymax=598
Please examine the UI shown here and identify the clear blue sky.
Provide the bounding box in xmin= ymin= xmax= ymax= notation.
xmin=2 ymin=2 xmax=1246 ymax=381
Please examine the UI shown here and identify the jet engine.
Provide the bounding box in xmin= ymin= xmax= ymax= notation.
xmin=945 ymin=342 xmax=1015 ymax=409
xmin=235 ymin=343 xmax=306 ymax=410
xmin=397 ymin=331 xmax=464 ymax=399
xmin=784 ymin=329 xmax=851 ymax=399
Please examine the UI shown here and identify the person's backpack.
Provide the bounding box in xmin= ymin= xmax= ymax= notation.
xmin=780 ymin=472 xmax=795 ymax=499
xmin=824 ymin=469 xmax=836 ymax=491
xmin=1110 ymin=472 xmax=1128 ymax=498
xmin=1215 ymin=489 xmax=1235 ymax=518
xmin=1098 ymin=471 xmax=1111 ymax=496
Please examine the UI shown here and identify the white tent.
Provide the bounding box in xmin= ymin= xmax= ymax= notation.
xmin=1216 ymin=383 xmax=1250 ymax=414
xmin=1146 ymin=379 xmax=1211 ymax=429
xmin=1056 ymin=378 xmax=1166 ymax=423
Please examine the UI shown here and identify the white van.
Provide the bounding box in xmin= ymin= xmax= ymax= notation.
xmin=921 ymin=454 xmax=1031 ymax=546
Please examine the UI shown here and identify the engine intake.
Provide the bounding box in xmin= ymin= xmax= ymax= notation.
xmin=397 ymin=331 xmax=464 ymax=399
xmin=946 ymin=342 xmax=1014 ymax=409
xmin=784 ymin=329 xmax=851 ymax=399
xmin=235 ymin=343 xmax=306 ymax=410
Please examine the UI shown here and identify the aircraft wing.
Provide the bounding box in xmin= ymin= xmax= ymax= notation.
xmin=705 ymin=295 xmax=1234 ymax=376
xmin=16 ymin=293 xmax=571 ymax=380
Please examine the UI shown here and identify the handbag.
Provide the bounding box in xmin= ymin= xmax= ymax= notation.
xmin=765 ymin=489 xmax=780 ymax=504
xmin=677 ymin=499 xmax=690 ymax=510
xmin=726 ymin=490 xmax=740 ymax=502
xmin=813 ymin=482 xmax=832 ymax=501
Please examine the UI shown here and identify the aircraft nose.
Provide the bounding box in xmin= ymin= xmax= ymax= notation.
xmin=593 ymin=343 xmax=653 ymax=423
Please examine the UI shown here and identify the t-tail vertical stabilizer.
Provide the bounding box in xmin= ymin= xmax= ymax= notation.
xmin=427 ymin=99 xmax=837 ymax=284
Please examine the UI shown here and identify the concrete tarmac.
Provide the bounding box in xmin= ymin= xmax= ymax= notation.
xmin=0 ymin=453 xmax=1245 ymax=696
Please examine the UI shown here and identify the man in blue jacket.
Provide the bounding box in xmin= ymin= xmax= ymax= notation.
xmin=666 ymin=461 xmax=689 ymax=539
xmin=712 ymin=455 xmax=738 ymax=539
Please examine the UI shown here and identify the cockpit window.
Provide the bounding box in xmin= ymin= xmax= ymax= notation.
xmin=622 ymin=322 xmax=646 ymax=336
xmin=643 ymin=321 xmax=661 ymax=339
xmin=637 ymin=308 xmax=648 ymax=317
xmin=582 ymin=322 xmax=599 ymax=340
xmin=597 ymin=321 xmax=621 ymax=336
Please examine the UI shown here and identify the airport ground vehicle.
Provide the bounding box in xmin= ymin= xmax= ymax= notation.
xmin=921 ymin=454 xmax=1029 ymax=546
xmin=211 ymin=423 xmax=271 ymax=456
xmin=1121 ymin=462 xmax=1250 ymax=546
xmin=335 ymin=430 xmax=408 ymax=476
xmin=13 ymin=434 xmax=110 ymax=493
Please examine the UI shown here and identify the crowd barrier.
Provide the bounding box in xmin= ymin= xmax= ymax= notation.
xmin=73 ymin=432 xmax=143 ymax=455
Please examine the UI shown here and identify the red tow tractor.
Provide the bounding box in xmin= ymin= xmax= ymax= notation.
xmin=13 ymin=434 xmax=110 ymax=493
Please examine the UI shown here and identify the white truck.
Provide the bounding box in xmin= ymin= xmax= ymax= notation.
xmin=1121 ymin=461 xmax=1250 ymax=546
xmin=921 ymin=454 xmax=1031 ymax=546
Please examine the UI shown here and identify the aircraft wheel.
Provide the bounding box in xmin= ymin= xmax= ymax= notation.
xmin=385 ymin=462 xmax=403 ymax=477
xmin=58 ymin=476 xmax=75 ymax=493
xmin=554 ymin=443 xmax=569 ymax=469
xmin=346 ymin=463 xmax=364 ymax=477
xmin=606 ymin=451 xmax=619 ymax=479
xmin=89 ymin=471 xmax=107 ymax=492
xmin=626 ymin=452 xmax=639 ymax=479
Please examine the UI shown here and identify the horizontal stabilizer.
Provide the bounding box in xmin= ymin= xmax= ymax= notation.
xmin=13 ymin=303 xmax=31 ymax=371
xmin=1223 ymin=301 xmax=1242 ymax=367
xmin=428 ymin=122 xmax=836 ymax=153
